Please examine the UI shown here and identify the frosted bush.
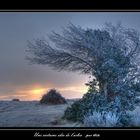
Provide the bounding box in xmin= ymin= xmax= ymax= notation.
xmin=83 ymin=111 xmax=119 ymax=127
xmin=128 ymin=107 xmax=140 ymax=126
xmin=84 ymin=111 xmax=104 ymax=127
xmin=105 ymin=112 xmax=120 ymax=127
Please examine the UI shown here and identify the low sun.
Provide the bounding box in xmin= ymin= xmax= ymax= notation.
xmin=31 ymin=89 xmax=46 ymax=95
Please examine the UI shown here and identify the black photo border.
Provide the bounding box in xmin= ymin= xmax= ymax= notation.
xmin=0 ymin=0 xmax=140 ymax=139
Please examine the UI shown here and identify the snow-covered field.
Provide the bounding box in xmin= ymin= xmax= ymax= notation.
xmin=1 ymin=100 xmax=140 ymax=127
xmin=0 ymin=100 xmax=80 ymax=127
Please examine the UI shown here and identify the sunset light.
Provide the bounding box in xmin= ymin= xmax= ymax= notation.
xmin=31 ymin=88 xmax=46 ymax=95
xmin=27 ymin=87 xmax=47 ymax=100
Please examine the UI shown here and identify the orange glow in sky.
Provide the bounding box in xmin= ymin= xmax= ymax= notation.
xmin=28 ymin=88 xmax=47 ymax=100
xmin=0 ymin=84 xmax=88 ymax=101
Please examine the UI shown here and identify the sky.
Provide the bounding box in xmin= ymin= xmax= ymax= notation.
xmin=0 ymin=12 xmax=140 ymax=100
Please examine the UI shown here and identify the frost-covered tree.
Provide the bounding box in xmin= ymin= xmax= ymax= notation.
xmin=27 ymin=23 xmax=140 ymax=125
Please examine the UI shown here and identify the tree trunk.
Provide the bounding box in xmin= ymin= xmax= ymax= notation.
xmin=99 ymin=82 xmax=108 ymax=100
xmin=103 ymin=82 xmax=108 ymax=100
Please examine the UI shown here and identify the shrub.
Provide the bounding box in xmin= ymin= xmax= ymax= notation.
xmin=63 ymin=91 xmax=132 ymax=126
xmin=83 ymin=111 xmax=120 ymax=127
xmin=63 ymin=92 xmax=97 ymax=122
xmin=12 ymin=98 xmax=20 ymax=101
xmin=128 ymin=107 xmax=140 ymax=127
xmin=63 ymin=77 xmax=136 ymax=126
xmin=40 ymin=89 xmax=67 ymax=104
xmin=63 ymin=91 xmax=114 ymax=122
xmin=63 ymin=99 xmax=83 ymax=121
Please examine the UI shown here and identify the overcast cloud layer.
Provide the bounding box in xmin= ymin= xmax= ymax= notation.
xmin=0 ymin=12 xmax=140 ymax=100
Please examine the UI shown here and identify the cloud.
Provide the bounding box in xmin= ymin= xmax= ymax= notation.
xmin=1 ymin=12 xmax=140 ymax=100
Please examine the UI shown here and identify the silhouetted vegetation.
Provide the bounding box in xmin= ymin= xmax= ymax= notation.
xmin=40 ymin=89 xmax=67 ymax=105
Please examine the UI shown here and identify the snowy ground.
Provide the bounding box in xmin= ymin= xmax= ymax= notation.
xmin=0 ymin=100 xmax=81 ymax=127
xmin=1 ymin=100 xmax=140 ymax=127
